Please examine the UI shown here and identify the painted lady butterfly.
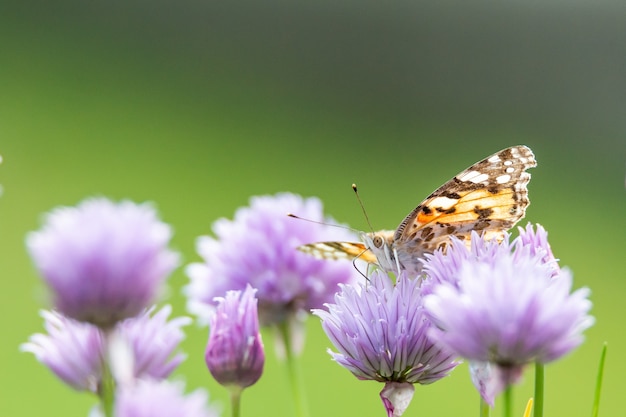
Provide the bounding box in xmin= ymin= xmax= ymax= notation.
xmin=298 ymin=145 xmax=536 ymax=276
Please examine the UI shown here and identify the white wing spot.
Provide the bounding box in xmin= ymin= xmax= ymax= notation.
xmin=506 ymin=167 xmax=515 ymax=173
xmin=496 ymin=174 xmax=511 ymax=184
xmin=504 ymin=160 xmax=513 ymax=166
xmin=472 ymin=173 xmax=489 ymax=183
xmin=429 ymin=196 xmax=459 ymax=210
xmin=488 ymin=155 xmax=501 ymax=163
xmin=458 ymin=171 xmax=489 ymax=184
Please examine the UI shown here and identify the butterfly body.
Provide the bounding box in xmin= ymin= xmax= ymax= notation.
xmin=299 ymin=145 xmax=537 ymax=276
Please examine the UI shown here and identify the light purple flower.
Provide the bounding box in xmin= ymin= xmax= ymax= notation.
xmin=314 ymin=271 xmax=459 ymax=416
xmin=420 ymin=224 xmax=558 ymax=296
xmin=117 ymin=305 xmax=191 ymax=381
xmin=26 ymin=198 xmax=180 ymax=327
xmin=206 ymin=285 xmax=264 ymax=389
xmin=516 ymin=223 xmax=559 ymax=276
xmin=21 ymin=305 xmax=190 ymax=392
xmin=185 ymin=193 xmax=359 ymax=327
xmin=21 ymin=310 xmax=104 ymax=392
xmin=114 ymin=379 xmax=219 ymax=417
xmin=422 ymin=228 xmax=594 ymax=404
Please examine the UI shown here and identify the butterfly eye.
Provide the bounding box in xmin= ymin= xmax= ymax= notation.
xmin=372 ymin=236 xmax=384 ymax=248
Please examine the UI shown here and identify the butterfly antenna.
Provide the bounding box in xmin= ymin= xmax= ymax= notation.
xmin=287 ymin=213 xmax=360 ymax=234
xmin=352 ymin=184 xmax=375 ymax=233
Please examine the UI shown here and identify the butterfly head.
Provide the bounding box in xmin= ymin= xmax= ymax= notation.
xmin=361 ymin=230 xmax=398 ymax=273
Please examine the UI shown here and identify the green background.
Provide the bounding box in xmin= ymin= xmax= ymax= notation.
xmin=1 ymin=1 xmax=624 ymax=416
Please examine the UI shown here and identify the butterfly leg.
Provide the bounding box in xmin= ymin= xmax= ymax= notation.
xmin=393 ymin=247 xmax=402 ymax=277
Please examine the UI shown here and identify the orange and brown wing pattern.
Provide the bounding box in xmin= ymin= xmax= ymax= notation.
xmin=394 ymin=145 xmax=536 ymax=250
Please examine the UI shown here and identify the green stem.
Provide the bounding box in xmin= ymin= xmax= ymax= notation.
xmin=591 ymin=343 xmax=608 ymax=417
xmin=534 ymin=363 xmax=544 ymax=417
xmin=229 ymin=386 xmax=243 ymax=417
xmin=480 ymin=397 xmax=491 ymax=417
xmin=99 ymin=329 xmax=116 ymax=417
xmin=277 ymin=321 xmax=309 ymax=417
xmin=503 ymin=383 xmax=513 ymax=417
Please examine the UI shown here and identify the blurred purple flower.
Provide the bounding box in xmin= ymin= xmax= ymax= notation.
xmin=113 ymin=379 xmax=219 ymax=417
xmin=314 ymin=271 xmax=459 ymax=416
xmin=21 ymin=305 xmax=190 ymax=392
xmin=21 ymin=310 xmax=103 ymax=392
xmin=206 ymin=285 xmax=264 ymax=389
xmin=185 ymin=193 xmax=359 ymax=327
xmin=422 ymin=228 xmax=594 ymax=405
xmin=26 ymin=198 xmax=180 ymax=328
xmin=117 ymin=305 xmax=191 ymax=381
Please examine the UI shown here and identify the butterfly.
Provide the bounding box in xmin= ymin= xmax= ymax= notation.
xmin=298 ymin=145 xmax=537 ymax=276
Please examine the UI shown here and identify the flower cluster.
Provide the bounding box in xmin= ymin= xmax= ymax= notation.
xmin=21 ymin=305 xmax=188 ymax=392
xmin=21 ymin=190 xmax=596 ymax=417
xmin=421 ymin=225 xmax=594 ymax=404
xmin=312 ymin=224 xmax=594 ymax=414
xmin=24 ymin=197 xmax=218 ymax=416
xmin=185 ymin=193 xmax=359 ymax=328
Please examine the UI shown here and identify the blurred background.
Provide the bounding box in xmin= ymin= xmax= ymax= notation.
xmin=1 ymin=1 xmax=625 ymax=416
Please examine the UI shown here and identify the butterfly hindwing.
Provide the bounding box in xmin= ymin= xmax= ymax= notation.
xmin=297 ymin=241 xmax=377 ymax=263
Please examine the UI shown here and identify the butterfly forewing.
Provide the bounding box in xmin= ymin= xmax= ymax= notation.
xmin=395 ymin=146 xmax=535 ymax=241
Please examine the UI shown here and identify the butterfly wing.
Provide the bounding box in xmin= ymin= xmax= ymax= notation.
xmin=296 ymin=145 xmax=536 ymax=275
xmin=297 ymin=241 xmax=378 ymax=263
xmin=394 ymin=145 xmax=536 ymax=252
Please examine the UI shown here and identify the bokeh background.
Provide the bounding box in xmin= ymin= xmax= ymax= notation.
xmin=1 ymin=1 xmax=625 ymax=416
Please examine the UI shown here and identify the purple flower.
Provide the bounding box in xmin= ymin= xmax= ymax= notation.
xmin=516 ymin=223 xmax=559 ymax=276
xmin=313 ymin=271 xmax=459 ymax=416
xmin=21 ymin=305 xmax=190 ymax=392
xmin=205 ymin=285 xmax=264 ymax=389
xmin=422 ymin=227 xmax=594 ymax=404
xmin=420 ymin=224 xmax=558 ymax=296
xmin=26 ymin=198 xmax=180 ymax=327
xmin=21 ymin=310 xmax=104 ymax=392
xmin=185 ymin=193 xmax=359 ymax=327
xmin=117 ymin=305 xmax=191 ymax=381
xmin=113 ymin=380 xmax=219 ymax=417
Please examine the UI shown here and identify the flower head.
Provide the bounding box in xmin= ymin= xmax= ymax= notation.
xmin=114 ymin=379 xmax=219 ymax=417
xmin=422 ymin=227 xmax=594 ymax=404
xmin=516 ymin=223 xmax=559 ymax=275
xmin=314 ymin=271 xmax=459 ymax=416
xmin=185 ymin=193 xmax=359 ymax=327
xmin=26 ymin=198 xmax=179 ymax=327
xmin=21 ymin=310 xmax=104 ymax=391
xmin=21 ymin=305 xmax=190 ymax=392
xmin=421 ymin=224 xmax=558 ymax=295
xmin=117 ymin=305 xmax=191 ymax=381
xmin=205 ymin=285 xmax=264 ymax=389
